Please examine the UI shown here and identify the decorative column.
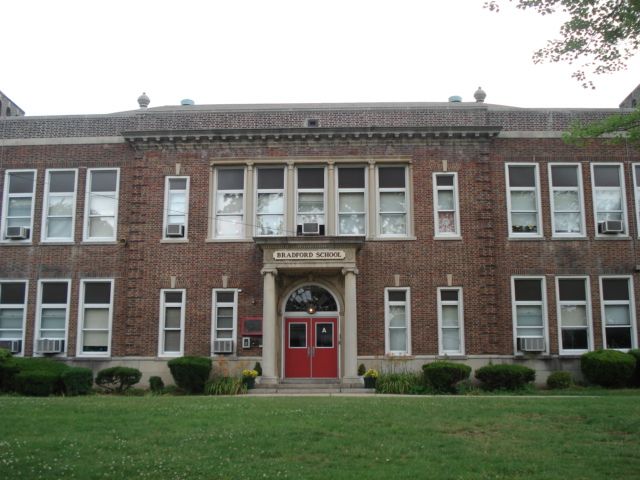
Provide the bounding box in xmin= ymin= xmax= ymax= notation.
xmin=342 ymin=267 xmax=361 ymax=384
xmin=260 ymin=267 xmax=278 ymax=384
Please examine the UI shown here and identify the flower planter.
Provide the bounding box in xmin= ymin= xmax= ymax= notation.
xmin=364 ymin=377 xmax=376 ymax=389
xmin=243 ymin=377 xmax=256 ymax=389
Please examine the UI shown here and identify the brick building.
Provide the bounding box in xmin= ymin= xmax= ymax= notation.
xmin=0 ymin=90 xmax=638 ymax=385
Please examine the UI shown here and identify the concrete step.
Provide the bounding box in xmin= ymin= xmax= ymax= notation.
xmin=247 ymin=387 xmax=375 ymax=395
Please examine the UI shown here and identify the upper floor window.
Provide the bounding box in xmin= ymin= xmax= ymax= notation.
xmin=84 ymin=168 xmax=120 ymax=242
xmin=556 ymin=277 xmax=591 ymax=354
xmin=215 ymin=168 xmax=245 ymax=238
xmin=549 ymin=164 xmax=585 ymax=237
xmin=337 ymin=167 xmax=366 ymax=236
xmin=159 ymin=289 xmax=185 ymax=356
xmin=0 ymin=281 xmax=27 ymax=354
xmin=1 ymin=170 xmax=36 ymax=242
xmin=433 ymin=173 xmax=460 ymax=238
xmin=437 ymin=287 xmax=464 ymax=355
xmin=163 ymin=177 xmax=189 ymax=239
xmin=633 ymin=164 xmax=640 ymax=237
xmin=600 ymin=276 xmax=636 ymax=350
xmin=512 ymin=277 xmax=547 ymax=354
xmin=296 ymin=167 xmax=325 ymax=233
xmin=77 ymin=279 xmax=114 ymax=356
xmin=42 ymin=169 xmax=77 ymax=242
xmin=506 ymin=164 xmax=542 ymax=237
xmin=256 ymin=167 xmax=285 ymax=236
xmin=591 ymin=164 xmax=627 ymax=236
xmin=378 ymin=166 xmax=407 ymax=237
xmin=385 ymin=287 xmax=411 ymax=355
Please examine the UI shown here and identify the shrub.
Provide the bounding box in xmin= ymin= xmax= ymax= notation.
xmin=96 ymin=366 xmax=142 ymax=393
xmin=357 ymin=363 xmax=366 ymax=376
xmin=205 ymin=377 xmax=247 ymax=395
xmin=628 ymin=349 xmax=640 ymax=387
xmin=422 ymin=361 xmax=472 ymax=394
xmin=61 ymin=367 xmax=93 ymax=396
xmin=581 ymin=349 xmax=635 ymax=388
xmin=149 ymin=376 xmax=165 ymax=394
xmin=253 ymin=362 xmax=262 ymax=376
xmin=546 ymin=371 xmax=572 ymax=390
xmin=10 ymin=358 xmax=69 ymax=396
xmin=475 ymin=364 xmax=536 ymax=391
xmin=167 ymin=356 xmax=212 ymax=394
xmin=0 ymin=347 xmax=12 ymax=362
xmin=0 ymin=355 xmax=19 ymax=392
xmin=375 ymin=372 xmax=422 ymax=394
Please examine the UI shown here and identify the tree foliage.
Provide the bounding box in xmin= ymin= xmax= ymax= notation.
xmin=563 ymin=107 xmax=640 ymax=145
xmin=485 ymin=1 xmax=640 ymax=88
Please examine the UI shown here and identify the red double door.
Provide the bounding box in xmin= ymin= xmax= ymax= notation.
xmin=284 ymin=317 xmax=338 ymax=378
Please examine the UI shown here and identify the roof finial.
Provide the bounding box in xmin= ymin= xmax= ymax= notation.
xmin=474 ymin=86 xmax=486 ymax=103
xmin=137 ymin=92 xmax=150 ymax=108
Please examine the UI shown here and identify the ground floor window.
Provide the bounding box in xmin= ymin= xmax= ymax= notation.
xmin=36 ymin=280 xmax=70 ymax=355
xmin=600 ymin=276 xmax=636 ymax=350
xmin=0 ymin=281 xmax=27 ymax=353
xmin=212 ymin=289 xmax=238 ymax=354
xmin=512 ymin=277 xmax=547 ymax=353
xmin=437 ymin=287 xmax=464 ymax=355
xmin=556 ymin=277 xmax=591 ymax=354
xmin=78 ymin=279 xmax=114 ymax=356
xmin=159 ymin=289 xmax=185 ymax=356
xmin=385 ymin=287 xmax=410 ymax=355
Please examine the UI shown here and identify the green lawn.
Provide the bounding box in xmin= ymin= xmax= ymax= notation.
xmin=1 ymin=394 xmax=639 ymax=479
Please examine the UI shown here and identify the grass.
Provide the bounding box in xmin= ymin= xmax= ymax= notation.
xmin=0 ymin=394 xmax=639 ymax=479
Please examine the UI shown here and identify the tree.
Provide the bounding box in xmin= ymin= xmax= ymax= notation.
xmin=485 ymin=1 xmax=640 ymax=88
xmin=563 ymin=108 xmax=640 ymax=144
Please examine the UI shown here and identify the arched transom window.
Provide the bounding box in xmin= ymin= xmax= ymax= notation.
xmin=285 ymin=285 xmax=337 ymax=313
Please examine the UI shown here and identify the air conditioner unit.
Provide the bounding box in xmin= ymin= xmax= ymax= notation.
xmin=599 ymin=220 xmax=624 ymax=234
xmin=5 ymin=226 xmax=29 ymax=240
xmin=0 ymin=339 xmax=22 ymax=354
xmin=213 ymin=339 xmax=234 ymax=354
xmin=165 ymin=224 xmax=185 ymax=237
xmin=36 ymin=339 xmax=65 ymax=354
xmin=297 ymin=223 xmax=326 ymax=236
xmin=242 ymin=337 xmax=251 ymax=349
xmin=518 ymin=337 xmax=545 ymax=352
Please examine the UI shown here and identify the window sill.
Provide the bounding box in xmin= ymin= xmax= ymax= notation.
xmin=81 ymin=241 xmax=119 ymax=245
xmin=433 ymin=236 xmax=462 ymax=241
xmin=550 ymin=236 xmax=588 ymax=240
xmin=39 ymin=241 xmax=76 ymax=245
xmin=206 ymin=238 xmax=254 ymax=243
xmin=437 ymin=354 xmax=467 ymax=359
xmin=368 ymin=236 xmax=417 ymax=242
xmin=160 ymin=238 xmax=189 ymax=244
xmin=593 ymin=236 xmax=630 ymax=240
xmin=0 ymin=241 xmax=33 ymax=246
xmin=507 ymin=236 xmax=544 ymax=241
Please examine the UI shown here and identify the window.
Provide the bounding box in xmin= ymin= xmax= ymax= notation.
xmin=633 ymin=164 xmax=640 ymax=237
xmin=337 ymin=167 xmax=366 ymax=235
xmin=0 ymin=281 xmax=28 ymax=354
xmin=163 ymin=177 xmax=189 ymax=239
xmin=36 ymin=280 xmax=70 ymax=354
xmin=385 ymin=288 xmax=411 ymax=355
xmin=592 ymin=164 xmax=627 ymax=235
xmin=1 ymin=169 xmax=36 ymax=242
xmin=556 ymin=277 xmax=591 ymax=354
xmin=215 ymin=168 xmax=245 ymax=238
xmin=256 ymin=167 xmax=285 ymax=236
xmin=42 ymin=169 xmax=77 ymax=242
xmin=212 ymin=289 xmax=238 ymax=348
xmin=506 ymin=164 xmax=542 ymax=237
xmin=78 ymin=280 xmax=114 ymax=356
xmin=438 ymin=288 xmax=464 ymax=355
xmin=378 ymin=166 xmax=408 ymax=236
xmin=600 ymin=276 xmax=636 ymax=350
xmin=433 ymin=173 xmax=460 ymax=237
xmin=296 ymin=167 xmax=325 ymax=230
xmin=549 ymin=164 xmax=585 ymax=237
xmin=84 ymin=168 xmax=120 ymax=241
xmin=159 ymin=290 xmax=185 ymax=356
xmin=512 ymin=277 xmax=547 ymax=353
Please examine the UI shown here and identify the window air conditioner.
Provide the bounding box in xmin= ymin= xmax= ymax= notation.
xmin=518 ymin=337 xmax=545 ymax=352
xmin=5 ymin=226 xmax=29 ymax=240
xmin=165 ymin=224 xmax=185 ymax=237
xmin=242 ymin=337 xmax=251 ymax=349
xmin=36 ymin=339 xmax=65 ymax=354
xmin=0 ymin=339 xmax=22 ymax=354
xmin=599 ymin=220 xmax=624 ymax=234
xmin=213 ymin=339 xmax=234 ymax=354
xmin=297 ymin=223 xmax=325 ymax=235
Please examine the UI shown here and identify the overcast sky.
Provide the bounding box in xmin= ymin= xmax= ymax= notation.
xmin=3 ymin=0 xmax=639 ymax=116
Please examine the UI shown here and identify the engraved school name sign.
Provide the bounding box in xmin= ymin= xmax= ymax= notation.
xmin=273 ymin=250 xmax=346 ymax=260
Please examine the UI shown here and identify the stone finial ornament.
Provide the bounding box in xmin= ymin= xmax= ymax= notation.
xmin=137 ymin=92 xmax=150 ymax=108
xmin=474 ymin=87 xmax=486 ymax=103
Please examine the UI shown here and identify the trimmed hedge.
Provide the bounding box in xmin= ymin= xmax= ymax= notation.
xmin=167 ymin=356 xmax=212 ymax=394
xmin=96 ymin=366 xmax=142 ymax=393
xmin=475 ymin=364 xmax=535 ymax=391
xmin=546 ymin=371 xmax=572 ymax=390
xmin=422 ymin=361 xmax=472 ymax=393
xmin=149 ymin=376 xmax=165 ymax=394
xmin=628 ymin=349 xmax=640 ymax=387
xmin=10 ymin=358 xmax=69 ymax=396
xmin=581 ymin=349 xmax=635 ymax=388
xmin=61 ymin=367 xmax=94 ymax=396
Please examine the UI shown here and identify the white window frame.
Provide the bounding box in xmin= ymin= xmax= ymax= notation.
xmin=591 ymin=163 xmax=628 ymax=237
xmin=599 ymin=275 xmax=637 ymax=351
xmin=433 ymin=172 xmax=461 ymax=238
xmin=213 ymin=167 xmax=246 ymax=239
xmin=211 ymin=289 xmax=238 ymax=354
xmin=77 ymin=279 xmax=114 ymax=357
xmin=437 ymin=287 xmax=465 ymax=355
xmin=511 ymin=276 xmax=549 ymax=355
xmin=255 ymin=167 xmax=286 ymax=237
xmin=505 ymin=163 xmax=543 ymax=238
xmin=384 ymin=287 xmax=411 ymax=356
xmin=295 ymin=166 xmax=327 ymax=233
xmin=1 ymin=169 xmax=37 ymax=244
xmin=335 ymin=165 xmax=368 ymax=237
xmin=555 ymin=276 xmax=593 ymax=355
xmin=41 ymin=168 xmax=78 ymax=243
xmin=162 ymin=176 xmax=190 ymax=240
xmin=35 ymin=279 xmax=71 ymax=356
xmin=548 ymin=163 xmax=586 ymax=238
xmin=83 ymin=168 xmax=120 ymax=242
xmin=376 ymin=166 xmax=410 ymax=238
xmin=158 ymin=289 xmax=186 ymax=357
xmin=632 ymin=163 xmax=640 ymax=238
xmin=0 ymin=280 xmax=28 ymax=356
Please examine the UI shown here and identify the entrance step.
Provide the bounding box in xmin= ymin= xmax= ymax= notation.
xmin=248 ymin=380 xmax=374 ymax=395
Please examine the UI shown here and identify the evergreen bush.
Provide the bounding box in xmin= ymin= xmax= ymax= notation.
xmin=580 ymin=349 xmax=635 ymax=388
xmin=628 ymin=349 xmax=640 ymax=387
xmin=10 ymin=358 xmax=69 ymax=396
xmin=149 ymin=376 xmax=165 ymax=394
xmin=546 ymin=371 xmax=572 ymax=390
xmin=61 ymin=367 xmax=94 ymax=396
xmin=253 ymin=362 xmax=262 ymax=376
xmin=475 ymin=364 xmax=535 ymax=391
xmin=422 ymin=361 xmax=472 ymax=393
xmin=357 ymin=363 xmax=366 ymax=376
xmin=96 ymin=366 xmax=142 ymax=393
xmin=167 ymin=356 xmax=212 ymax=394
